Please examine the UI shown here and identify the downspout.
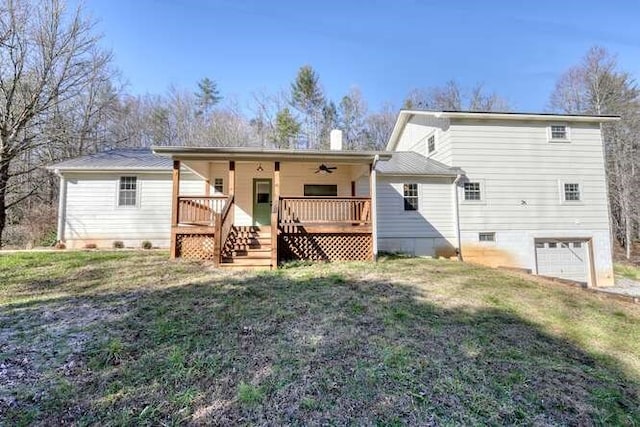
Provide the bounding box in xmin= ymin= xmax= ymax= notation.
xmin=371 ymin=155 xmax=379 ymax=261
xmin=55 ymin=170 xmax=66 ymax=243
xmin=453 ymin=172 xmax=463 ymax=261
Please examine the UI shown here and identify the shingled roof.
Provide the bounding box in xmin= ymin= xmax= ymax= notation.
xmin=48 ymin=148 xmax=172 ymax=172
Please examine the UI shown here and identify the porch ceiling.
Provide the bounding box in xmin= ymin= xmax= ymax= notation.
xmin=152 ymin=146 xmax=392 ymax=164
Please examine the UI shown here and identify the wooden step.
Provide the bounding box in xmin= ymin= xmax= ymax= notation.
xmin=230 ymin=248 xmax=271 ymax=258
xmin=219 ymin=264 xmax=272 ymax=270
xmin=221 ymin=257 xmax=272 ymax=266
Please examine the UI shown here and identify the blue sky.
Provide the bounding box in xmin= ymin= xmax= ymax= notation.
xmin=80 ymin=0 xmax=640 ymax=113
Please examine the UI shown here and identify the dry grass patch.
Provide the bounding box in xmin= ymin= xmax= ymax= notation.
xmin=1 ymin=251 xmax=639 ymax=425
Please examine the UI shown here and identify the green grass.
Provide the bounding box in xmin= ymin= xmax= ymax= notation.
xmin=615 ymin=262 xmax=640 ymax=280
xmin=1 ymin=251 xmax=639 ymax=425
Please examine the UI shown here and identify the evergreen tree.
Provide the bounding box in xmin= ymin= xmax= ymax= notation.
xmin=195 ymin=77 xmax=222 ymax=116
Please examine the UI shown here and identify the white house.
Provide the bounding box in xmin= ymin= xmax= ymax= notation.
xmin=49 ymin=110 xmax=618 ymax=286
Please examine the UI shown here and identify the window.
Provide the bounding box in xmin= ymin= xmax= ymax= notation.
xmin=479 ymin=232 xmax=495 ymax=242
xmin=427 ymin=135 xmax=436 ymax=154
xmin=214 ymin=178 xmax=224 ymax=193
xmin=463 ymin=182 xmax=481 ymax=201
xmin=572 ymin=242 xmax=582 ymax=248
xmin=403 ymin=183 xmax=418 ymax=211
xmin=549 ymin=124 xmax=569 ymax=141
xmin=564 ymin=183 xmax=581 ymax=201
xmin=548 ymin=242 xmax=557 ymax=248
xmin=304 ymin=184 xmax=337 ymax=197
xmin=118 ymin=176 xmax=137 ymax=207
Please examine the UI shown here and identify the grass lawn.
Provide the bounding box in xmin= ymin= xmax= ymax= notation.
xmin=1 ymin=251 xmax=639 ymax=425
xmin=615 ymin=262 xmax=640 ymax=281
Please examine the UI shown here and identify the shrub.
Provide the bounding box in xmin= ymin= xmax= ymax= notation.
xmin=83 ymin=243 xmax=97 ymax=250
xmin=141 ymin=240 xmax=153 ymax=250
xmin=113 ymin=241 xmax=124 ymax=249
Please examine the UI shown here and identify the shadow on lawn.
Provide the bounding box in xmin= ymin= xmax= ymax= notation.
xmin=3 ymin=269 xmax=640 ymax=426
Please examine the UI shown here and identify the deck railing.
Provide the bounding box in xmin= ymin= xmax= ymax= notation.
xmin=177 ymin=196 xmax=227 ymax=226
xmin=279 ymin=197 xmax=371 ymax=225
xmin=213 ymin=195 xmax=234 ymax=267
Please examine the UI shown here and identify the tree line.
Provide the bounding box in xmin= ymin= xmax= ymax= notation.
xmin=0 ymin=0 xmax=638 ymax=259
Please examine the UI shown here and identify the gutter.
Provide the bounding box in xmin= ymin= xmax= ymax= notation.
xmin=453 ymin=172 xmax=464 ymax=261
xmin=371 ymin=155 xmax=379 ymax=260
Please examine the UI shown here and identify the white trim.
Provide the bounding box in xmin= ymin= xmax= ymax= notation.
xmin=547 ymin=123 xmax=571 ymax=142
xmin=460 ymin=179 xmax=486 ymax=204
xmin=559 ymin=180 xmax=584 ymax=205
xmin=116 ymin=175 xmax=140 ymax=209
xmin=56 ymin=175 xmax=67 ymax=242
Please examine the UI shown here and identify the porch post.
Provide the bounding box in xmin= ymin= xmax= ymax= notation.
xmin=228 ymin=161 xmax=235 ymax=197
xmin=370 ymin=162 xmax=378 ymax=261
xmin=170 ymin=160 xmax=180 ymax=259
xmin=205 ymin=162 xmax=211 ymax=196
xmin=271 ymin=161 xmax=280 ymax=268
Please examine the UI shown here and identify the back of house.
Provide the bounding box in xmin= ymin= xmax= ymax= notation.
xmin=48 ymin=110 xmax=618 ymax=286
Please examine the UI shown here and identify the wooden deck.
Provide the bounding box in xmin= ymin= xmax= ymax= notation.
xmin=171 ymin=196 xmax=373 ymax=266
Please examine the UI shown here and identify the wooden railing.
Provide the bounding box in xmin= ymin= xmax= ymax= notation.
xmin=213 ymin=195 xmax=234 ymax=267
xmin=279 ymin=197 xmax=371 ymax=225
xmin=271 ymin=200 xmax=279 ymax=267
xmin=177 ymin=196 xmax=227 ymax=226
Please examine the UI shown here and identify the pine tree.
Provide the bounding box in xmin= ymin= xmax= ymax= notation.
xmin=195 ymin=77 xmax=222 ymax=116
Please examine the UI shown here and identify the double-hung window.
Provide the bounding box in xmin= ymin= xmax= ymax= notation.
xmin=427 ymin=135 xmax=436 ymax=154
xmin=403 ymin=183 xmax=418 ymax=211
xmin=549 ymin=124 xmax=570 ymax=141
xmin=564 ymin=183 xmax=581 ymax=201
xmin=214 ymin=178 xmax=224 ymax=193
xmin=118 ymin=176 xmax=137 ymax=207
xmin=463 ymin=182 xmax=482 ymax=201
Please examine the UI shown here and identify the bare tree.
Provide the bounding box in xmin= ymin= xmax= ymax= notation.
xmin=0 ymin=0 xmax=112 ymax=245
xmin=549 ymin=46 xmax=640 ymax=259
xmin=403 ymin=80 xmax=510 ymax=112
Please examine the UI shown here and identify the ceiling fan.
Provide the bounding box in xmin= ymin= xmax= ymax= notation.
xmin=315 ymin=164 xmax=337 ymax=174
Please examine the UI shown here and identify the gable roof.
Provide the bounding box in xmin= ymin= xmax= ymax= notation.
xmin=375 ymin=151 xmax=461 ymax=177
xmin=386 ymin=109 xmax=621 ymax=151
xmin=47 ymin=148 xmax=172 ymax=172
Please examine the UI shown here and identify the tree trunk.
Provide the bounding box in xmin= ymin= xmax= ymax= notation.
xmin=0 ymin=158 xmax=10 ymax=248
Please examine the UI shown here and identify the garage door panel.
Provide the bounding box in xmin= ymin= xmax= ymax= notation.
xmin=536 ymin=240 xmax=588 ymax=283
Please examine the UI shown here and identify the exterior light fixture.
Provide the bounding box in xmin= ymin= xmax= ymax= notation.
xmin=256 ymin=163 xmax=264 ymax=172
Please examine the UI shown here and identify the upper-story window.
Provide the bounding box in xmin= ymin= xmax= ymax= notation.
xmin=563 ymin=183 xmax=581 ymax=201
xmin=214 ymin=178 xmax=224 ymax=193
xmin=427 ymin=135 xmax=436 ymax=154
xmin=118 ymin=176 xmax=137 ymax=207
xmin=403 ymin=183 xmax=418 ymax=211
xmin=548 ymin=124 xmax=570 ymax=142
xmin=463 ymin=182 xmax=482 ymax=201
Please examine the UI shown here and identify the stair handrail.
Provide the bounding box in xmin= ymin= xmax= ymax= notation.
xmin=213 ymin=194 xmax=234 ymax=267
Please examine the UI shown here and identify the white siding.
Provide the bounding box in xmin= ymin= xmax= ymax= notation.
xmin=376 ymin=176 xmax=456 ymax=257
xmin=446 ymin=119 xmax=614 ymax=285
xmin=63 ymin=171 xmax=201 ymax=248
xmin=394 ymin=115 xmax=453 ymax=164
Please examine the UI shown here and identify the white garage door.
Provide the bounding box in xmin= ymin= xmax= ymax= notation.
xmin=535 ymin=240 xmax=588 ymax=283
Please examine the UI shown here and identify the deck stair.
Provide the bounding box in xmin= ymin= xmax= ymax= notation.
xmin=220 ymin=225 xmax=272 ymax=269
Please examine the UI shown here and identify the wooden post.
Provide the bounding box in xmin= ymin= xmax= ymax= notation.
xmin=205 ymin=162 xmax=211 ymax=196
xmin=228 ymin=161 xmax=235 ymax=196
xmin=170 ymin=160 xmax=181 ymax=259
xmin=213 ymin=213 xmax=222 ymax=267
xmin=271 ymin=161 xmax=280 ymax=269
